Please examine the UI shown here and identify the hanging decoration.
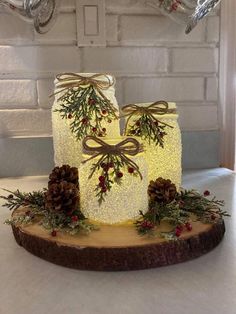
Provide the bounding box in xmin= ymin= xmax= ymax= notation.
xmin=147 ymin=0 xmax=222 ymax=34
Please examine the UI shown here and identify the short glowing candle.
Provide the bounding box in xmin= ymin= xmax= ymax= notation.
xmin=52 ymin=73 xmax=120 ymax=169
xmin=123 ymin=102 xmax=182 ymax=189
xmin=79 ymin=137 xmax=149 ymax=224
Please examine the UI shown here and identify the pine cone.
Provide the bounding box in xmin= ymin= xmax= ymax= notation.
xmin=48 ymin=165 xmax=78 ymax=187
xmin=148 ymin=177 xmax=177 ymax=204
xmin=45 ymin=181 xmax=79 ymax=215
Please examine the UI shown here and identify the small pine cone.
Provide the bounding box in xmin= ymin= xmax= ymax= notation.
xmin=148 ymin=177 xmax=177 ymax=204
xmin=45 ymin=181 xmax=79 ymax=215
xmin=48 ymin=165 xmax=78 ymax=187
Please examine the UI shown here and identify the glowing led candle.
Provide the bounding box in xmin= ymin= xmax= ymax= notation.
xmin=79 ymin=137 xmax=149 ymax=224
xmin=123 ymin=102 xmax=182 ymax=189
xmin=52 ymin=73 xmax=120 ymax=169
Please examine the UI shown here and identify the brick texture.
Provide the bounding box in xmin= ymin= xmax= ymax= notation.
xmin=0 ymin=0 xmax=220 ymax=138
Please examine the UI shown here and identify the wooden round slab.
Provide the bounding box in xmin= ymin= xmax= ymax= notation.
xmin=11 ymin=210 xmax=225 ymax=271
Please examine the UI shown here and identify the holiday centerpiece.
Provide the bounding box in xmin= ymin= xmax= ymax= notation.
xmin=0 ymin=72 xmax=229 ymax=271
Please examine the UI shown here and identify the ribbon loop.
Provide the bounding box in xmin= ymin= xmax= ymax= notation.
xmin=82 ymin=136 xmax=143 ymax=157
xmin=121 ymin=101 xmax=175 ymax=136
xmin=53 ymin=72 xmax=115 ymax=96
xmin=121 ymin=101 xmax=176 ymax=117
xmin=82 ymin=136 xmax=144 ymax=180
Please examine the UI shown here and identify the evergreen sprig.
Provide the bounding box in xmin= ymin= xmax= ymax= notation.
xmin=136 ymin=187 xmax=229 ymax=239
xmin=0 ymin=189 xmax=46 ymax=211
xmin=90 ymin=154 xmax=138 ymax=204
xmin=126 ymin=113 xmax=172 ymax=147
xmin=1 ymin=188 xmax=97 ymax=235
xmin=55 ymin=85 xmax=118 ymax=140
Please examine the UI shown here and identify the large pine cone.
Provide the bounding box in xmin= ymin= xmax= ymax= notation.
xmin=45 ymin=181 xmax=79 ymax=215
xmin=148 ymin=177 xmax=177 ymax=204
xmin=48 ymin=165 xmax=78 ymax=187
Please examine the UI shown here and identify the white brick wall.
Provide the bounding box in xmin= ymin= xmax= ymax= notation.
xmin=0 ymin=0 xmax=220 ymax=138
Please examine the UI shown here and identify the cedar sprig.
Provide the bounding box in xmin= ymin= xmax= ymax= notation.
xmin=135 ymin=183 xmax=229 ymax=238
xmin=0 ymin=189 xmax=46 ymax=211
xmin=55 ymin=85 xmax=118 ymax=140
xmin=89 ymin=154 xmax=139 ymax=204
xmin=1 ymin=188 xmax=98 ymax=235
xmin=176 ymin=189 xmax=229 ymax=223
xmin=126 ymin=113 xmax=172 ymax=147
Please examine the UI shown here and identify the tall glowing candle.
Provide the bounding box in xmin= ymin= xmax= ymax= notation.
xmin=52 ymin=73 xmax=120 ymax=169
xmin=123 ymin=102 xmax=182 ymax=189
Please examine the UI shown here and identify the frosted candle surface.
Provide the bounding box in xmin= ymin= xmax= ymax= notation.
xmin=125 ymin=102 xmax=182 ymax=189
xmin=52 ymin=73 xmax=120 ymax=169
xmin=79 ymin=145 xmax=149 ymax=224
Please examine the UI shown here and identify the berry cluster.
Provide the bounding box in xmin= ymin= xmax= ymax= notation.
xmin=56 ymin=85 xmax=117 ymax=140
xmin=175 ymin=222 xmax=192 ymax=237
xmin=126 ymin=115 xmax=169 ymax=147
xmin=94 ymin=159 xmax=136 ymax=203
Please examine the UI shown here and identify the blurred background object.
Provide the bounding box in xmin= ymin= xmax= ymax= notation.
xmin=0 ymin=0 xmax=61 ymax=33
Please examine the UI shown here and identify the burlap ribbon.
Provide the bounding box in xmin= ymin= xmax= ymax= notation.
xmin=51 ymin=73 xmax=115 ymax=99
xmin=82 ymin=136 xmax=143 ymax=179
xmin=121 ymin=101 xmax=176 ymax=134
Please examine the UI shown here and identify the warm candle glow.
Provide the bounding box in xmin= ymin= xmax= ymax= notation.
xmin=79 ymin=137 xmax=149 ymax=224
xmin=125 ymin=102 xmax=182 ymax=189
xmin=52 ymin=73 xmax=120 ymax=169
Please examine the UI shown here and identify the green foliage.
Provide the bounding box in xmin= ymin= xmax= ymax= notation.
xmin=126 ymin=113 xmax=170 ymax=147
xmin=55 ymin=85 xmax=117 ymax=140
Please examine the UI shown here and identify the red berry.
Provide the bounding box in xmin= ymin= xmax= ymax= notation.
xmin=92 ymin=127 xmax=97 ymax=132
xmin=128 ymin=167 xmax=134 ymax=174
xmin=72 ymin=216 xmax=78 ymax=222
xmin=99 ymin=175 xmax=105 ymax=182
xmin=68 ymin=113 xmax=72 ymax=119
xmin=51 ymin=230 xmax=57 ymax=237
xmin=81 ymin=118 xmax=88 ymax=124
xmin=88 ymin=98 xmax=95 ymax=105
xmin=101 ymin=187 xmax=107 ymax=193
xmin=185 ymin=222 xmax=192 ymax=231
xmin=141 ymin=220 xmax=154 ymax=230
xmin=204 ymin=190 xmax=210 ymax=197
xmin=99 ymin=181 xmax=105 ymax=188
xmin=177 ymin=224 xmax=184 ymax=231
xmin=175 ymin=228 xmax=182 ymax=237
xmin=102 ymin=110 xmax=107 ymax=115
xmin=116 ymin=172 xmax=123 ymax=178
xmin=108 ymin=162 xmax=114 ymax=168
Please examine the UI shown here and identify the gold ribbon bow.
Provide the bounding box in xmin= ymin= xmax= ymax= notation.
xmin=121 ymin=101 xmax=176 ymax=134
xmin=51 ymin=72 xmax=115 ymax=99
xmin=82 ymin=136 xmax=143 ymax=179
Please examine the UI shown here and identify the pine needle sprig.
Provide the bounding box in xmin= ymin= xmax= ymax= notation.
xmin=0 ymin=189 xmax=46 ymax=211
xmin=135 ymin=183 xmax=229 ymax=239
xmin=126 ymin=113 xmax=172 ymax=147
xmin=55 ymin=85 xmax=118 ymax=140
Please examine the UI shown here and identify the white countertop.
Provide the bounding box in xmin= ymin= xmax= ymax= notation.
xmin=0 ymin=168 xmax=235 ymax=314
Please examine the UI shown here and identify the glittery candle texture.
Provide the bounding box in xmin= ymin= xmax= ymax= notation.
xmin=125 ymin=102 xmax=182 ymax=189
xmin=52 ymin=73 xmax=120 ymax=169
xmin=79 ymin=143 xmax=149 ymax=224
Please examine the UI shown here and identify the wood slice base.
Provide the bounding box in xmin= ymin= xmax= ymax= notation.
xmin=11 ymin=210 xmax=225 ymax=271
